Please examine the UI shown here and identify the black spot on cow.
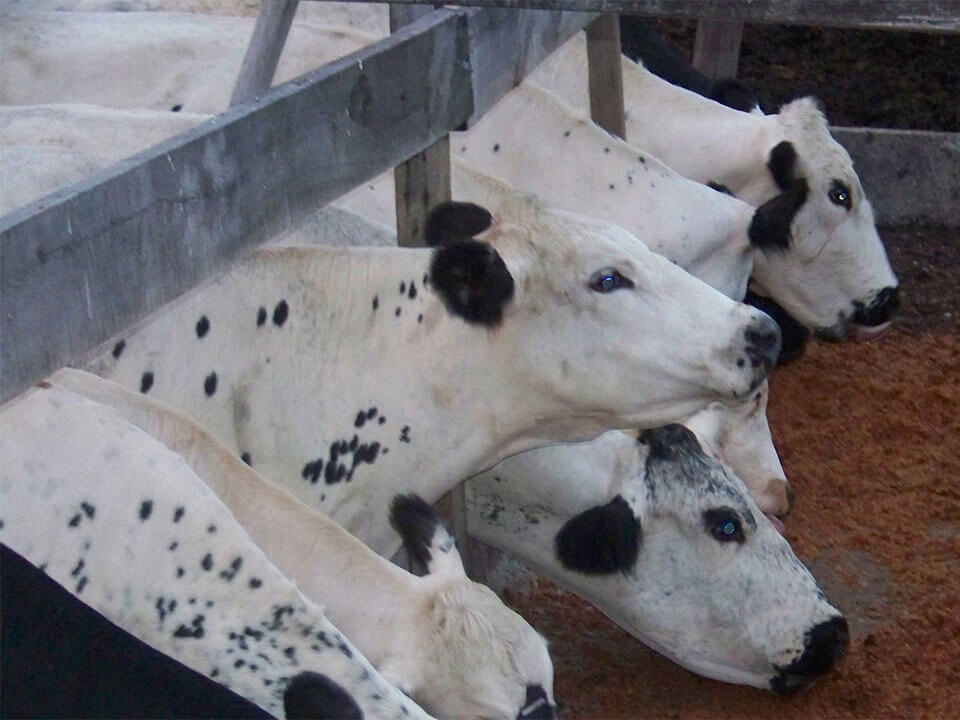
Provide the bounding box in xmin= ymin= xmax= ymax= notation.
xmin=400 ymin=281 xmax=406 ymax=295
xmin=417 ymin=313 xmax=423 ymax=323
xmin=563 ymin=130 xmax=571 ymax=137
xmin=422 ymin=273 xmax=429 ymax=287
xmin=768 ymin=140 xmax=800 ymax=192
xmin=395 ymin=307 xmax=401 ymax=317
xmin=273 ymin=300 xmax=289 ymax=327
xmin=81 ymin=502 xmax=95 ymax=519
xmin=284 ymin=672 xmax=363 ymax=720
xmin=604 ymin=147 xmax=610 ymax=153
xmin=493 ymin=143 xmax=500 ymax=152
xmin=169 ymin=542 xmax=178 ymax=552
xmin=201 ymin=554 xmax=213 ymax=572
xmin=748 ymin=175 xmax=809 ymax=252
xmin=173 ymin=506 xmax=185 ymax=523
xmin=244 ymin=626 xmax=264 ymax=641
xmin=207 ymin=524 xmax=217 ymax=534
xmin=171 ymin=104 xmax=183 ymax=112
xmin=204 ymin=372 xmax=218 ymax=397
xmin=367 ymin=407 xmax=377 ymax=420
xmin=608 ymin=183 xmax=615 ymax=190
xmin=112 ymin=340 xmax=125 ymax=359
xmin=220 ymin=557 xmax=243 ymax=581
xmin=372 ymin=295 xmax=379 ymax=311
xmin=708 ymin=181 xmax=735 ymax=197
xmin=257 ymin=307 xmax=267 ymax=326
xmin=75 ymin=577 xmax=88 ymax=594
xmin=639 ymin=424 xmax=703 ymax=462
xmin=70 ymin=559 xmax=85 ymax=578
xmin=638 ymin=155 xmax=646 ymax=164
xmin=176 ymin=567 xmax=185 ymax=578
xmin=399 ymin=426 xmax=411 ymax=443
xmin=140 ymin=372 xmax=154 ymax=394
xmin=139 ymin=500 xmax=153 ymax=521
xmin=378 ymin=416 xmax=386 ymax=425
xmin=173 ymin=615 xmax=205 ymax=640
xmin=555 ymin=495 xmax=641 ymax=575
xmin=241 ymin=452 xmax=252 ymax=466
xmin=302 ymin=459 xmax=323 ymax=483
xmin=408 ymin=282 xmax=417 ymax=299
xmin=196 ymin=316 xmax=210 ymax=338
xmin=68 ymin=514 xmax=82 ymax=528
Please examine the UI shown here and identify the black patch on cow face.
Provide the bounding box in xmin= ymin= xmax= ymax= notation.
xmin=748 ymin=178 xmax=809 ymax=252
xmin=429 ymin=240 xmax=514 ymax=326
xmin=273 ymin=300 xmax=289 ymax=327
xmin=707 ymin=181 xmax=735 ymax=197
xmin=196 ymin=316 xmax=210 ymax=338
xmin=638 ymin=424 xmax=703 ymax=461
xmin=743 ymin=291 xmax=809 ymax=365
xmin=284 ymin=672 xmax=364 ymax=720
xmin=389 ymin=493 xmax=442 ymax=574
xmin=768 ymin=141 xmax=799 ymax=192
xmin=204 ymin=372 xmax=218 ymax=397
xmin=140 ymin=372 xmax=154 ymax=394
xmin=138 ymin=500 xmax=153 ymax=521
xmin=555 ymin=495 xmax=641 ymax=575
xmin=424 ymin=201 xmax=493 ymax=247
xmin=112 ymin=340 xmax=125 ymax=359
xmin=256 ymin=307 xmax=267 ymax=326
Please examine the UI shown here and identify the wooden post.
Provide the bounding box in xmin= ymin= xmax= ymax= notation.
xmin=230 ymin=0 xmax=300 ymax=106
xmin=692 ymin=19 xmax=744 ymax=79
xmin=390 ymin=4 xmax=452 ymax=249
xmin=585 ymin=14 xmax=626 ymax=139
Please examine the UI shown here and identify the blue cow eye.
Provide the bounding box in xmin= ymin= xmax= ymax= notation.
xmin=590 ymin=269 xmax=634 ymax=293
xmin=704 ymin=509 xmax=744 ymax=543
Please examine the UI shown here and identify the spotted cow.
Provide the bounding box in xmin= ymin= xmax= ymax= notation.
xmin=529 ymin=32 xmax=899 ymax=345
xmin=467 ymin=424 xmax=848 ymax=692
xmin=89 ymin=199 xmax=779 ymax=557
xmin=0 ymin=375 xmax=429 ymax=720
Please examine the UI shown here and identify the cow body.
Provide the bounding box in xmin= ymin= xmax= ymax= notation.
xmin=0 ymin=377 xmax=428 ymax=720
xmin=529 ymin=32 xmax=899 ymax=339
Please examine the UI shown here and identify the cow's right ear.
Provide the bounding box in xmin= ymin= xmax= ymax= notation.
xmin=424 ymin=202 xmax=493 ymax=247
xmin=429 ymin=239 xmax=514 ymax=327
xmin=284 ymin=672 xmax=363 ymax=720
xmin=555 ymin=496 xmax=641 ymax=575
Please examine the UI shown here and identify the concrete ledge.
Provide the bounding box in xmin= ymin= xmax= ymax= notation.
xmin=833 ymin=127 xmax=960 ymax=227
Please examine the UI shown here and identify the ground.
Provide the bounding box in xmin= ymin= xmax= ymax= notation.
xmin=501 ymin=22 xmax=959 ymax=719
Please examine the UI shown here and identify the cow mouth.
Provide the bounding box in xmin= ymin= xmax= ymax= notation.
xmin=769 ymin=670 xmax=816 ymax=696
xmin=850 ymin=320 xmax=892 ymax=341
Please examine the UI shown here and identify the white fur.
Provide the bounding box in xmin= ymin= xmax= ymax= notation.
xmin=50 ymin=368 xmax=554 ymax=719
xmin=466 ymin=426 xmax=842 ymax=689
xmin=0 ymin=375 xmax=428 ymax=720
xmin=529 ymin=32 xmax=898 ymax=335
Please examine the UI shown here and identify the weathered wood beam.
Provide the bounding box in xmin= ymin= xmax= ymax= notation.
xmin=586 ymin=14 xmax=626 ymax=138
xmin=692 ymin=19 xmax=743 ymax=79
xmin=331 ymin=0 xmax=960 ymax=33
xmin=230 ymin=0 xmax=301 ymax=106
xmin=0 ymin=11 xmax=472 ymax=403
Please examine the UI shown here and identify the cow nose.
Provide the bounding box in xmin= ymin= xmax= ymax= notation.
xmin=770 ymin=616 xmax=849 ymax=695
xmin=744 ymin=314 xmax=782 ymax=374
xmin=853 ymin=286 xmax=900 ymax=327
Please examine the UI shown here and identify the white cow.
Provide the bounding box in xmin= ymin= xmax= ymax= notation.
xmin=42 ymin=368 xmax=557 ymax=719
xmin=466 ymin=423 xmax=848 ymax=692
xmin=89 ymin=197 xmax=779 ymax=556
xmin=0 ymin=376 xmax=429 ymax=720
xmin=529 ymin=32 xmax=899 ymax=340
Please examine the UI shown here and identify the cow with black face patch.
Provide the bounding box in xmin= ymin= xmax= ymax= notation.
xmin=0 ymin=376 xmax=428 ymax=720
xmin=467 ymin=424 xmax=848 ymax=692
xmin=529 ymin=33 xmax=899 ymax=347
xmin=90 ymin=198 xmax=778 ymax=557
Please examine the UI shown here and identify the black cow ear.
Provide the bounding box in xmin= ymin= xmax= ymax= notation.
xmin=747 ymin=178 xmax=808 ymax=253
xmin=425 ymin=202 xmax=494 ymax=247
xmin=429 ymin=239 xmax=514 ymax=326
xmin=284 ymin=672 xmax=363 ymax=720
xmin=767 ymin=140 xmax=799 ymax=192
xmin=555 ymin=496 xmax=641 ymax=575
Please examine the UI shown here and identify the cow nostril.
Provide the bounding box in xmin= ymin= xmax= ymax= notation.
xmin=853 ymin=286 xmax=900 ymax=326
xmin=798 ymin=616 xmax=849 ymax=677
xmin=744 ymin=315 xmax=782 ymax=371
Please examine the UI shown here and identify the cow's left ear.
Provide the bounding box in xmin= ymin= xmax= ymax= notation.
xmin=284 ymin=672 xmax=363 ymax=720
xmin=429 ymin=238 xmax=514 ymax=327
xmin=555 ymin=495 xmax=641 ymax=575
xmin=390 ymin=493 xmax=466 ymax=578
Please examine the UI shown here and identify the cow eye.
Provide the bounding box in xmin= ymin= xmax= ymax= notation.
xmin=828 ymin=181 xmax=852 ymax=210
xmin=589 ymin=268 xmax=634 ymax=293
xmin=704 ymin=508 xmax=744 ymax=543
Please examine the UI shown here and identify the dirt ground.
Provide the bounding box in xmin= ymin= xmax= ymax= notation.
xmin=504 ymin=223 xmax=960 ymax=718
xmin=499 ymin=20 xmax=960 ymax=717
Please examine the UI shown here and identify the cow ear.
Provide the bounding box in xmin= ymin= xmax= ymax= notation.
xmin=555 ymin=495 xmax=641 ymax=575
xmin=390 ymin=493 xmax=466 ymax=578
xmin=425 ymin=201 xmax=493 ymax=247
xmin=284 ymin=672 xmax=364 ymax=720
xmin=747 ymin=177 xmax=808 ymax=253
xmin=767 ymin=140 xmax=799 ymax=192
xmin=429 ymin=239 xmax=514 ymax=327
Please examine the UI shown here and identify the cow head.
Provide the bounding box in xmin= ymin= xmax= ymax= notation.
xmin=387 ymin=494 xmax=556 ymax=720
xmin=468 ymin=425 xmax=846 ymax=691
xmin=745 ymin=98 xmax=899 ymax=340
xmin=428 ymin=199 xmax=782 ymax=445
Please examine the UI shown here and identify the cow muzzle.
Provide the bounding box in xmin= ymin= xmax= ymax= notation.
xmin=770 ymin=616 xmax=849 ymax=695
